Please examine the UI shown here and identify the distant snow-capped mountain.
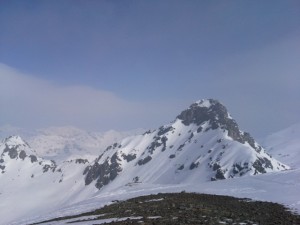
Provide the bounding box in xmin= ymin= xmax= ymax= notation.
xmin=263 ymin=123 xmax=300 ymax=169
xmin=0 ymin=135 xmax=91 ymax=191
xmin=0 ymin=135 xmax=96 ymax=225
xmin=0 ymin=126 xmax=143 ymax=162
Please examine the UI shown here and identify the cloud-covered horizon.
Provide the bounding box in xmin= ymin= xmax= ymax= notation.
xmin=0 ymin=63 xmax=187 ymax=132
xmin=1 ymin=31 xmax=300 ymax=139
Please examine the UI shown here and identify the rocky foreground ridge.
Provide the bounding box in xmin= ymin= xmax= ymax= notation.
xmin=32 ymin=192 xmax=300 ymax=225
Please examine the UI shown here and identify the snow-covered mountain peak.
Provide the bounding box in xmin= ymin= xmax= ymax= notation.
xmin=1 ymin=135 xmax=37 ymax=156
xmin=0 ymin=135 xmax=39 ymax=163
xmin=3 ymin=135 xmax=28 ymax=147
xmin=176 ymin=99 xmax=258 ymax=150
xmin=177 ymin=99 xmax=231 ymax=127
xmin=194 ymin=98 xmax=214 ymax=108
xmin=83 ymin=99 xmax=289 ymax=190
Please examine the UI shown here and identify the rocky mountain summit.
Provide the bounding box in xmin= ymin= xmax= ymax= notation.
xmin=177 ymin=99 xmax=258 ymax=150
xmin=0 ymin=136 xmax=56 ymax=174
xmin=84 ymin=99 xmax=288 ymax=190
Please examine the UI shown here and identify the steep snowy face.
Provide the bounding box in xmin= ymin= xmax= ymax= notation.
xmin=0 ymin=135 xmax=91 ymax=180
xmin=0 ymin=136 xmax=96 ymax=225
xmin=84 ymin=99 xmax=289 ymax=190
xmin=263 ymin=123 xmax=300 ymax=168
xmin=177 ymin=99 xmax=259 ymax=151
xmin=0 ymin=135 xmax=58 ymax=175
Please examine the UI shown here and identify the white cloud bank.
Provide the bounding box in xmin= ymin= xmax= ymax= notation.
xmin=0 ymin=64 xmax=183 ymax=131
xmin=1 ymin=34 xmax=300 ymax=137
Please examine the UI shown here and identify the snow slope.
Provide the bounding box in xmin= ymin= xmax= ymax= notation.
xmin=0 ymin=136 xmax=98 ymax=225
xmin=84 ymin=99 xmax=288 ymax=191
xmin=0 ymin=99 xmax=292 ymax=225
xmin=13 ymin=168 xmax=300 ymax=225
xmin=263 ymin=123 xmax=300 ymax=168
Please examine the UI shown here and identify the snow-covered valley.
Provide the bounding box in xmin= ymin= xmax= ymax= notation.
xmin=0 ymin=99 xmax=299 ymax=225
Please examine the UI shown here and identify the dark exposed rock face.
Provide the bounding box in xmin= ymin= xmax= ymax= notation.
xmin=147 ymin=136 xmax=162 ymax=154
xmin=169 ymin=154 xmax=176 ymax=159
xmin=232 ymin=163 xmax=250 ymax=176
xmin=8 ymin=148 xmax=18 ymax=159
xmin=3 ymin=145 xmax=18 ymax=159
xmin=75 ymin=159 xmax=88 ymax=164
xmin=177 ymin=99 xmax=261 ymax=152
xmin=42 ymin=161 xmax=57 ymax=173
xmin=137 ymin=155 xmax=152 ymax=165
xmin=145 ymin=126 xmax=173 ymax=154
xmin=157 ymin=126 xmax=174 ymax=136
xmin=214 ymin=168 xmax=226 ymax=180
xmin=84 ymin=152 xmax=122 ymax=189
xmin=190 ymin=162 xmax=199 ymax=170
xmin=161 ymin=136 xmax=168 ymax=152
xmin=29 ymin=155 xmax=38 ymax=163
xmin=19 ymin=150 xmax=27 ymax=160
xmin=252 ymin=157 xmax=273 ymax=174
xmin=212 ymin=163 xmax=221 ymax=171
xmin=178 ymin=164 xmax=184 ymax=170
xmin=121 ymin=153 xmax=136 ymax=162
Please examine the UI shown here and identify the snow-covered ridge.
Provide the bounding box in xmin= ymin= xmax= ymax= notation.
xmin=3 ymin=135 xmax=27 ymax=146
xmin=84 ymin=99 xmax=289 ymax=190
xmin=0 ymin=99 xmax=292 ymax=225
xmin=0 ymin=135 xmax=37 ymax=160
xmin=195 ymin=99 xmax=212 ymax=108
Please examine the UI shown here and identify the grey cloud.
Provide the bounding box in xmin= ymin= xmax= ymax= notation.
xmin=0 ymin=64 xmax=184 ymax=131
xmin=192 ymin=36 xmax=300 ymax=137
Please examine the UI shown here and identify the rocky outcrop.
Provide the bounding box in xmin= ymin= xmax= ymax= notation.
xmin=84 ymin=152 xmax=122 ymax=189
xmin=0 ymin=136 xmax=64 ymax=177
xmin=177 ymin=99 xmax=261 ymax=152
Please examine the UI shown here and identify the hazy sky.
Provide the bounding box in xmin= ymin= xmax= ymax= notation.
xmin=1 ymin=0 xmax=300 ymax=138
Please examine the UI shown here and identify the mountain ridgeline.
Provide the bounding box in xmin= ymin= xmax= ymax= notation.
xmin=83 ymin=99 xmax=288 ymax=190
xmin=0 ymin=99 xmax=289 ymax=192
xmin=177 ymin=100 xmax=258 ymax=150
xmin=0 ymin=100 xmax=294 ymax=225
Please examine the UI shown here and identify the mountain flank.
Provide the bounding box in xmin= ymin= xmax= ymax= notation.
xmin=83 ymin=99 xmax=288 ymax=190
xmin=0 ymin=99 xmax=292 ymax=225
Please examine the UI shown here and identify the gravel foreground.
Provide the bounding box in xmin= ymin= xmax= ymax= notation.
xmin=33 ymin=192 xmax=300 ymax=225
